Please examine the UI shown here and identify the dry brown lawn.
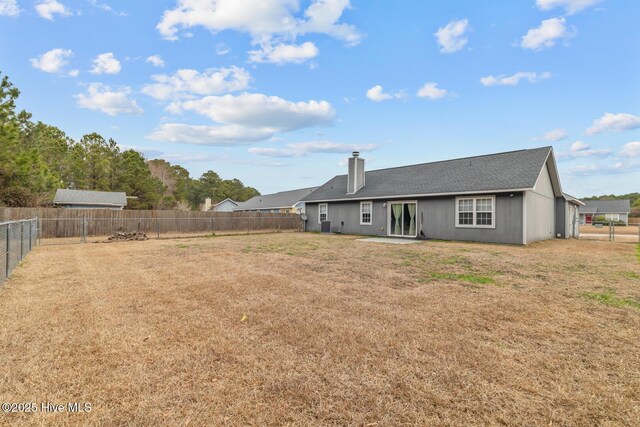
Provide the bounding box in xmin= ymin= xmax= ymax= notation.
xmin=1 ymin=233 xmax=639 ymax=426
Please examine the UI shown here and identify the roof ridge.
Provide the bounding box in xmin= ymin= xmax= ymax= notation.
xmin=332 ymin=146 xmax=552 ymax=177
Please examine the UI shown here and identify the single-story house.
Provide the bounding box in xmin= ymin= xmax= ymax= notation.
xmin=579 ymin=200 xmax=631 ymax=225
xmin=203 ymin=198 xmax=238 ymax=212
xmin=234 ymin=187 xmax=318 ymax=214
xmin=301 ymin=146 xmax=582 ymax=244
xmin=53 ymin=189 xmax=127 ymax=210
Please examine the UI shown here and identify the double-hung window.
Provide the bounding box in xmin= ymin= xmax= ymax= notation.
xmin=455 ymin=196 xmax=495 ymax=228
xmin=318 ymin=203 xmax=328 ymax=223
xmin=605 ymin=213 xmax=619 ymax=221
xmin=360 ymin=201 xmax=372 ymax=225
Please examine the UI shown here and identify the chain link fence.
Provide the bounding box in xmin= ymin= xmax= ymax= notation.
xmin=1 ymin=218 xmax=38 ymax=284
xmin=578 ymin=223 xmax=640 ymax=243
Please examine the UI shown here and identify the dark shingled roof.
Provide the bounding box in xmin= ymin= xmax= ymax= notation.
xmin=302 ymin=147 xmax=553 ymax=202
xmin=234 ymin=187 xmax=318 ymax=211
xmin=53 ymin=189 xmax=127 ymax=207
xmin=579 ymin=199 xmax=631 ymax=214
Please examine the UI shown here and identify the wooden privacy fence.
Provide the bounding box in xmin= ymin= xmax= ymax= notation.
xmin=0 ymin=208 xmax=302 ymax=239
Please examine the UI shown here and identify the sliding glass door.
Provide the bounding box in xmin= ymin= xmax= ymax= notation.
xmin=388 ymin=201 xmax=417 ymax=237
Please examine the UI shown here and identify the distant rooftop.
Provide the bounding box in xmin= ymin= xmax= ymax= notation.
xmin=579 ymin=199 xmax=631 ymax=214
xmin=53 ymin=189 xmax=128 ymax=207
xmin=234 ymin=187 xmax=318 ymax=211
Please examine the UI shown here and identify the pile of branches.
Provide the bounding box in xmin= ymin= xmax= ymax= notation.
xmin=106 ymin=232 xmax=149 ymax=242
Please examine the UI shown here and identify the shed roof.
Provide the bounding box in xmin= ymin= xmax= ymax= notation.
xmin=234 ymin=187 xmax=318 ymax=211
xmin=562 ymin=193 xmax=585 ymax=206
xmin=301 ymin=146 xmax=554 ymax=202
xmin=579 ymin=199 xmax=631 ymax=214
xmin=53 ymin=189 xmax=128 ymax=207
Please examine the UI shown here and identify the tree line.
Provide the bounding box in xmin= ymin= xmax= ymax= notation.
xmin=0 ymin=72 xmax=259 ymax=209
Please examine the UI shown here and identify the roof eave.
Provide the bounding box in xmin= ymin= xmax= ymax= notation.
xmin=302 ymin=188 xmax=531 ymax=203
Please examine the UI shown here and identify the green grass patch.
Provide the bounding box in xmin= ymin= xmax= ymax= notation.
xmin=583 ymin=290 xmax=640 ymax=310
xmin=175 ymin=244 xmax=190 ymax=249
xmin=423 ymin=272 xmax=495 ymax=285
xmin=636 ymin=244 xmax=640 ymax=262
xmin=621 ymin=271 xmax=640 ymax=280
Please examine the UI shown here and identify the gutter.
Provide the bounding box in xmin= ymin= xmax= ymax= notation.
xmin=301 ymin=188 xmax=531 ymax=204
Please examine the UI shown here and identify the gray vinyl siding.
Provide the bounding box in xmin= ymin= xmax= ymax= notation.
xmin=305 ymin=192 xmax=524 ymax=244
xmin=525 ymin=163 xmax=555 ymax=243
xmin=305 ymin=201 xmax=387 ymax=235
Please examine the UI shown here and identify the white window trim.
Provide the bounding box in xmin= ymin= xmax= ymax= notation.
xmin=605 ymin=213 xmax=620 ymax=221
xmin=386 ymin=200 xmax=419 ymax=237
xmin=318 ymin=203 xmax=328 ymax=224
xmin=455 ymin=195 xmax=496 ymax=229
xmin=360 ymin=201 xmax=373 ymax=225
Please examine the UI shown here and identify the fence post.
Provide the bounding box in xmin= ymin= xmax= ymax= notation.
xmin=156 ymin=217 xmax=160 ymax=240
xmin=20 ymin=222 xmax=24 ymax=259
xmin=5 ymin=224 xmax=9 ymax=279
xmin=82 ymin=216 xmax=86 ymax=243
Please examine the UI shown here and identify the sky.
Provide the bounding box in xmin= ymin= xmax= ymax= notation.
xmin=1 ymin=0 xmax=639 ymax=197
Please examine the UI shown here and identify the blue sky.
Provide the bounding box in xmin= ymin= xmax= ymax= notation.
xmin=1 ymin=0 xmax=639 ymax=196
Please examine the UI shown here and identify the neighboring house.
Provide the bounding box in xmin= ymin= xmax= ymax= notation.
xmin=208 ymin=198 xmax=239 ymax=212
xmin=579 ymin=200 xmax=631 ymax=225
xmin=53 ymin=189 xmax=127 ymax=210
xmin=301 ymin=147 xmax=582 ymax=244
xmin=234 ymin=187 xmax=318 ymax=214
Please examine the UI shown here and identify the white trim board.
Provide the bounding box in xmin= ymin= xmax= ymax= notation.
xmin=303 ymin=188 xmax=529 ymax=204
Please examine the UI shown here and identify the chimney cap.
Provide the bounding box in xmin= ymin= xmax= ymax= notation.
xmin=352 ymin=151 xmax=360 ymax=158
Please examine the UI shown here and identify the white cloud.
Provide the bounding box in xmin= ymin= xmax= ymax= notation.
xmin=90 ymin=52 xmax=121 ymax=74
xmin=146 ymin=55 xmax=165 ymax=68
xmin=416 ymin=82 xmax=448 ymax=100
xmin=566 ymin=161 xmax=639 ymax=176
xmin=76 ymin=83 xmax=143 ymax=116
xmin=434 ymin=18 xmax=469 ymax=53
xmin=248 ymin=41 xmax=318 ymax=64
xmin=35 ymin=0 xmax=72 ymax=21
xmin=249 ymin=141 xmax=378 ymax=157
xmin=569 ymin=141 xmax=611 ymax=157
xmin=68 ymin=69 xmax=79 ymax=77
xmin=156 ymin=0 xmax=363 ymax=61
xmin=297 ymin=0 xmax=362 ymax=46
xmin=536 ymin=0 xmax=601 ymax=15
xmin=534 ymin=128 xmax=569 ymax=142
xmin=149 ymin=92 xmax=335 ymax=145
xmin=89 ymin=0 xmax=111 ymax=12
xmin=216 ymin=42 xmax=230 ymax=55
xmin=146 ymin=123 xmax=273 ymax=146
xmin=174 ymin=93 xmax=335 ymax=131
xmin=520 ymin=17 xmax=571 ymax=50
xmin=620 ymin=142 xmax=640 ymax=158
xmin=142 ymin=67 xmax=251 ymax=100
xmin=365 ymin=85 xmax=405 ymax=102
xmin=30 ymin=48 xmax=73 ymax=73
xmin=585 ymin=113 xmax=640 ymax=135
xmin=0 ymin=0 xmax=19 ymax=16
xmin=480 ymin=71 xmax=551 ymax=86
